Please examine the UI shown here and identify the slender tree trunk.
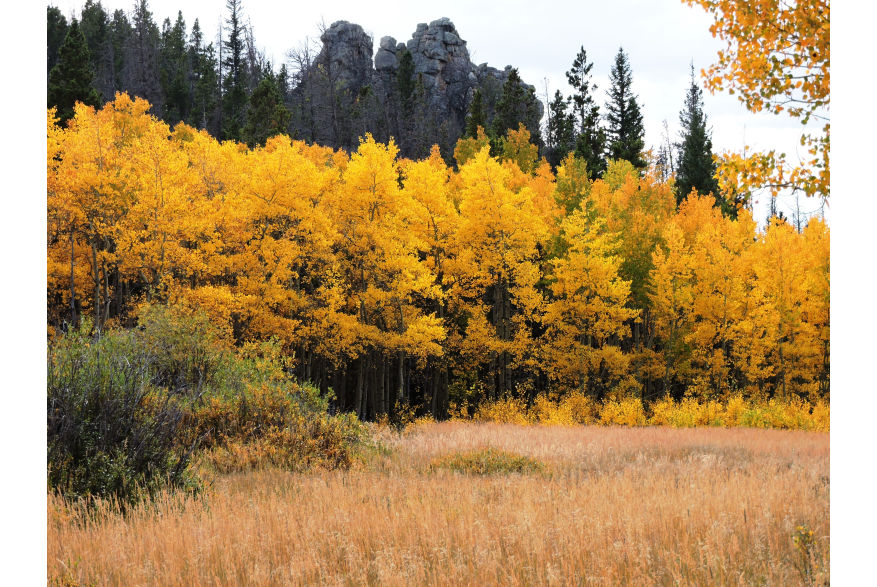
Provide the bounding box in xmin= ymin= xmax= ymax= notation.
xmin=355 ymin=356 xmax=365 ymax=420
xmin=374 ymin=353 xmax=382 ymax=416
xmin=102 ymin=261 xmax=110 ymax=326
xmin=69 ymin=226 xmax=76 ymax=329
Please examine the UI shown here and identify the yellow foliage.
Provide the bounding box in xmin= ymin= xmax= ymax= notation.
xmin=683 ymin=0 xmax=829 ymax=200
xmin=47 ymin=95 xmax=829 ymax=423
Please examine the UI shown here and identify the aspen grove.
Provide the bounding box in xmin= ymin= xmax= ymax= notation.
xmin=47 ymin=95 xmax=830 ymax=421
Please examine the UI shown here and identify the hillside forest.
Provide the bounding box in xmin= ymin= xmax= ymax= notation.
xmin=47 ymin=1 xmax=829 ymax=422
xmin=47 ymin=93 xmax=829 ymax=422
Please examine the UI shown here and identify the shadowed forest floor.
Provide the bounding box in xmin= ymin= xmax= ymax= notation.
xmin=48 ymin=423 xmax=829 ymax=586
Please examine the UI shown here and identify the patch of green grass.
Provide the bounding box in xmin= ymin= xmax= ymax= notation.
xmin=429 ymin=446 xmax=547 ymax=476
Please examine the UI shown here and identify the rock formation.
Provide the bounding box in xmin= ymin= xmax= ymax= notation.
xmin=319 ymin=18 xmax=543 ymax=133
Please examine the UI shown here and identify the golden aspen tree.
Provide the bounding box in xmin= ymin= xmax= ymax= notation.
xmin=685 ymin=200 xmax=758 ymax=398
xmin=650 ymin=223 xmax=695 ymax=397
xmin=453 ymin=126 xmax=490 ymax=168
xmin=589 ymin=159 xmax=676 ymax=397
xmin=454 ymin=147 xmax=548 ymax=399
xmin=542 ymin=211 xmax=638 ymax=396
xmin=330 ymin=134 xmax=443 ymax=418
xmin=401 ymin=145 xmax=460 ymax=416
xmin=801 ymin=217 xmax=830 ymax=399
xmin=751 ymin=217 xmax=825 ymax=398
xmin=499 ymin=123 xmax=539 ymax=175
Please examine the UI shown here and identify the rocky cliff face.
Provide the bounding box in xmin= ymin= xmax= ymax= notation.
xmin=321 ymin=18 xmax=543 ymax=132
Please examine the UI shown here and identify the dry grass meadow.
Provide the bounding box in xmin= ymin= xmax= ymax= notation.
xmin=48 ymin=422 xmax=829 ymax=586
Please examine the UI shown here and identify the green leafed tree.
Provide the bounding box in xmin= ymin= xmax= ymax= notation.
xmin=221 ymin=0 xmax=248 ymax=141
xmin=47 ymin=6 xmax=69 ymax=76
xmin=465 ymin=88 xmax=487 ymax=139
xmin=490 ymin=68 xmax=542 ymax=148
xmin=566 ymin=47 xmax=606 ymax=178
xmin=545 ymin=90 xmax=576 ymax=167
xmin=48 ymin=19 xmax=102 ymax=126
xmin=604 ymin=47 xmax=646 ymax=170
xmin=675 ymin=63 xmax=725 ymax=211
xmin=242 ymin=73 xmax=292 ymax=148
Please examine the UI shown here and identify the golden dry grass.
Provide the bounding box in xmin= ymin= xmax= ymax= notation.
xmin=48 ymin=422 xmax=829 ymax=586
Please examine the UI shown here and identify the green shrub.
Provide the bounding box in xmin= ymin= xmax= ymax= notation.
xmin=48 ymin=305 xmax=369 ymax=502
xmin=429 ymin=447 xmax=547 ymax=476
xmin=187 ymin=381 xmax=366 ymax=473
xmin=47 ymin=329 xmax=200 ymax=506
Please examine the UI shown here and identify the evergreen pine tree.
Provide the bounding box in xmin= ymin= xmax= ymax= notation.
xmin=48 ymin=19 xmax=102 ymax=126
xmin=79 ymin=0 xmax=116 ymax=101
xmin=160 ymin=11 xmax=189 ymax=124
xmin=675 ymin=63 xmax=724 ymax=211
xmin=188 ymin=19 xmax=219 ymax=133
xmin=47 ymin=7 xmax=69 ymax=77
xmin=565 ymin=47 xmax=596 ymax=133
xmin=109 ymin=9 xmax=131 ymax=93
xmin=489 ymin=68 xmax=542 ymax=149
xmin=566 ymin=47 xmax=606 ymax=178
xmin=574 ymin=108 xmax=608 ymax=178
xmin=123 ymin=0 xmax=163 ymax=116
xmin=241 ymin=73 xmax=291 ymax=148
xmin=604 ymin=48 xmax=646 ymax=169
xmin=464 ymin=88 xmax=487 ymax=139
xmin=277 ymin=63 xmax=290 ymax=103
xmin=397 ymin=49 xmax=416 ymax=114
xmin=546 ymin=89 xmax=575 ymax=167
xmin=221 ymin=0 xmax=248 ymax=141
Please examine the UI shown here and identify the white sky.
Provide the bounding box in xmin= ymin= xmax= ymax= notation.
xmin=60 ymin=0 xmax=826 ymax=225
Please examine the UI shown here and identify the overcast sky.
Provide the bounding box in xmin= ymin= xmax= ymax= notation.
xmin=58 ymin=0 xmax=826 ymax=224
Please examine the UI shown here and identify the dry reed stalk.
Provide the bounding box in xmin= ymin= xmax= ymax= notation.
xmin=48 ymin=422 xmax=829 ymax=586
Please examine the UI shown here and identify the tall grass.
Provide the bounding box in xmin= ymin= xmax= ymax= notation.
xmin=48 ymin=422 xmax=829 ymax=586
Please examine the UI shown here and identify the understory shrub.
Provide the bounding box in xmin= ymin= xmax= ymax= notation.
xmin=188 ymin=382 xmax=365 ymax=473
xmin=47 ymin=328 xmax=199 ymax=505
xmin=465 ymin=391 xmax=829 ymax=431
xmin=429 ymin=447 xmax=546 ymax=475
xmin=48 ymin=305 xmax=367 ymax=505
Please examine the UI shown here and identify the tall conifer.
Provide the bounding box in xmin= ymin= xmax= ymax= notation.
xmin=48 ymin=19 xmax=102 ymax=126
xmin=490 ymin=68 xmax=542 ymax=147
xmin=242 ymin=73 xmax=291 ymax=148
xmin=604 ymin=48 xmax=646 ymax=169
xmin=222 ymin=0 xmax=248 ymax=141
xmin=465 ymin=88 xmax=487 ymax=139
xmin=566 ymin=47 xmax=606 ymax=177
xmin=675 ymin=63 xmax=724 ymax=210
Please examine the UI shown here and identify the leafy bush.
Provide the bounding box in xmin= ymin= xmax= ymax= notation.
xmin=187 ymin=382 xmax=365 ymax=473
xmin=47 ymin=329 xmax=199 ymax=505
xmin=462 ymin=391 xmax=828 ymax=431
xmin=429 ymin=447 xmax=546 ymax=476
xmin=48 ymin=304 xmax=368 ymax=505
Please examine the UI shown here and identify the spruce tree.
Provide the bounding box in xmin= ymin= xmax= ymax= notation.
xmin=48 ymin=19 xmax=102 ymax=126
xmin=160 ymin=11 xmax=189 ymax=124
xmin=574 ymin=108 xmax=608 ymax=179
xmin=565 ymin=47 xmax=597 ymax=133
xmin=188 ymin=19 xmax=219 ymax=133
xmin=109 ymin=9 xmax=131 ymax=92
xmin=546 ymin=90 xmax=575 ymax=167
xmin=221 ymin=0 xmax=248 ymax=141
xmin=604 ymin=48 xmax=646 ymax=169
xmin=566 ymin=47 xmax=606 ymax=178
xmin=397 ymin=49 xmax=416 ymax=113
xmin=490 ymin=68 xmax=542 ymax=148
xmin=464 ymin=88 xmax=487 ymax=139
xmin=241 ymin=73 xmax=291 ymax=148
xmin=48 ymin=7 xmax=69 ymax=76
xmin=675 ymin=63 xmax=724 ymax=211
